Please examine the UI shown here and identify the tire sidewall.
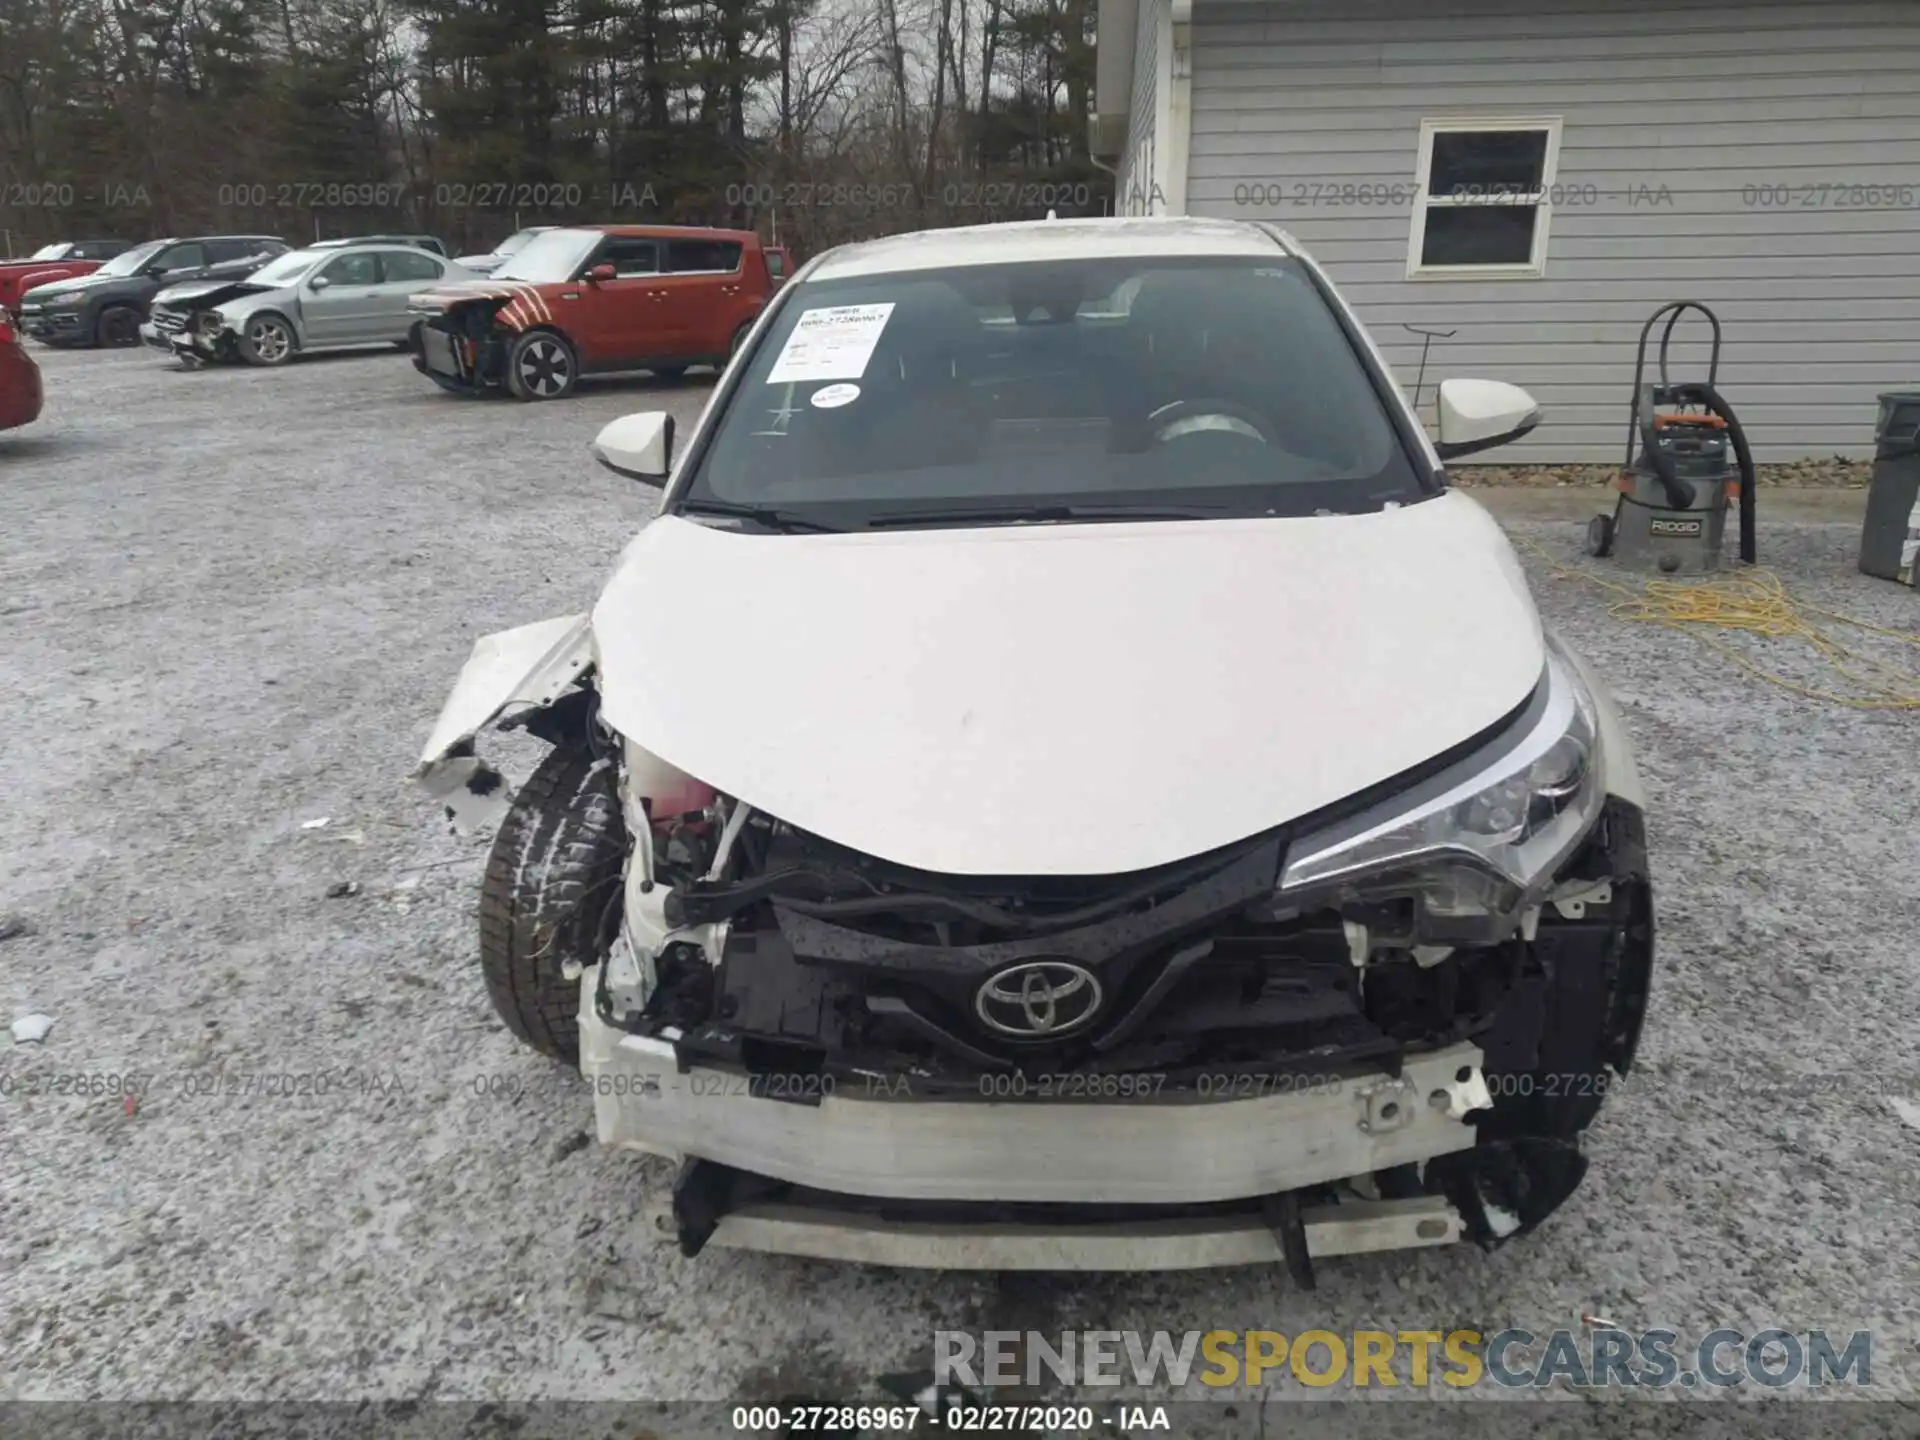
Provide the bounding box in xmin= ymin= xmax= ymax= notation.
xmin=239 ymin=313 xmax=296 ymax=367
xmin=94 ymin=305 xmax=141 ymax=348
xmin=478 ymin=745 xmax=626 ymax=1066
xmin=506 ymin=329 xmax=578 ymax=401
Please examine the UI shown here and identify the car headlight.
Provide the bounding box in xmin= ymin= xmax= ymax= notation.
xmin=45 ymin=292 xmax=82 ymax=306
xmin=1277 ymin=643 xmax=1603 ymax=909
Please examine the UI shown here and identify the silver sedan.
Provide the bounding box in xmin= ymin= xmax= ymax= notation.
xmin=143 ymin=244 xmax=483 ymax=367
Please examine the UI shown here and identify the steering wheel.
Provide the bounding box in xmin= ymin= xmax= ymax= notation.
xmin=1144 ymin=398 xmax=1276 ymax=448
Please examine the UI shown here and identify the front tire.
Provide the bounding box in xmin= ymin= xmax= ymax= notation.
xmin=506 ymin=329 xmax=578 ymax=401
xmin=95 ymin=306 xmax=141 ymax=348
xmin=239 ymin=314 xmax=296 ymax=367
xmin=479 ymin=745 xmax=627 ymax=1066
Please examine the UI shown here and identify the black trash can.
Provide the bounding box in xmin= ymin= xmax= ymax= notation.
xmin=1858 ymin=391 xmax=1920 ymax=584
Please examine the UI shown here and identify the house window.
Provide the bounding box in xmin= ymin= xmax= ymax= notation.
xmin=1408 ymin=117 xmax=1562 ymax=278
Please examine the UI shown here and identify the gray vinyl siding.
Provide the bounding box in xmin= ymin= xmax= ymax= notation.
xmin=1184 ymin=0 xmax=1920 ymax=460
xmin=1119 ymin=0 xmax=1161 ymax=213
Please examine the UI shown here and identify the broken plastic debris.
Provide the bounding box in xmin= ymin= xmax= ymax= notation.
xmin=1482 ymin=1201 xmax=1523 ymax=1239
xmin=1886 ymin=1096 xmax=1920 ymax=1132
xmin=300 ymin=817 xmax=332 ymax=830
xmin=11 ymin=1013 xmax=55 ymax=1044
xmin=325 ymin=881 xmax=361 ymax=899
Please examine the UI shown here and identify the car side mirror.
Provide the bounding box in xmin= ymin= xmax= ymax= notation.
xmin=594 ymin=412 xmax=674 ymax=486
xmin=142 ymin=263 xmax=169 ymax=278
xmin=309 ymin=275 xmax=331 ymax=291
xmin=1433 ymin=378 xmax=1541 ymax=460
xmin=585 ymin=263 xmax=617 ymax=283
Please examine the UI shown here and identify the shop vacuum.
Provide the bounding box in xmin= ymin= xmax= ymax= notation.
xmin=1587 ymin=301 xmax=1757 ymax=574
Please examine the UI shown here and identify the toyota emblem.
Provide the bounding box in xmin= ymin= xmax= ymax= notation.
xmin=974 ymin=960 xmax=1103 ymax=1038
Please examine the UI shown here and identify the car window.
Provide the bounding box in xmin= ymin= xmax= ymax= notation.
xmin=666 ymin=239 xmax=742 ymax=274
xmin=29 ymin=243 xmax=71 ymax=260
xmin=158 ymin=243 xmax=205 ymax=273
xmin=685 ymin=256 xmax=1422 ymax=525
xmin=319 ymin=252 xmax=380 ymax=287
xmin=74 ymin=241 xmax=124 ymax=260
xmin=205 ymin=240 xmax=258 ymax=265
xmin=248 ymin=251 xmax=325 ymax=287
xmin=379 ymin=249 xmax=442 ymax=283
xmin=766 ymin=250 xmax=787 ymax=279
xmin=595 ymin=238 xmax=660 ymax=276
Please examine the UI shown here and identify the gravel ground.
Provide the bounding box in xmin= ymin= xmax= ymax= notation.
xmin=3 ymin=344 xmax=1918 ymax=1424
xmin=1450 ymin=458 xmax=1875 ymax=489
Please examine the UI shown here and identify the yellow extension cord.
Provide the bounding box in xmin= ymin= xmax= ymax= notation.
xmin=1514 ymin=533 xmax=1920 ymax=710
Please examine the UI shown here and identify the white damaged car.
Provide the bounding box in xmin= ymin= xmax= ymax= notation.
xmin=416 ymin=217 xmax=1654 ymax=1276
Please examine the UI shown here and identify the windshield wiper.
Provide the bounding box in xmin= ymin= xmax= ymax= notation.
xmin=672 ymin=500 xmax=848 ymax=534
xmin=863 ymin=503 xmax=1225 ymax=529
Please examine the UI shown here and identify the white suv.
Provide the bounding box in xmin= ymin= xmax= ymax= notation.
xmin=417 ymin=216 xmax=1653 ymax=1276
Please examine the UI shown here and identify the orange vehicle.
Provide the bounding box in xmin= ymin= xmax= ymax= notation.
xmin=406 ymin=224 xmax=791 ymax=400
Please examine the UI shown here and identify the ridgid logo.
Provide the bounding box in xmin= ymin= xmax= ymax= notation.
xmin=933 ymin=1328 xmax=1873 ymax=1391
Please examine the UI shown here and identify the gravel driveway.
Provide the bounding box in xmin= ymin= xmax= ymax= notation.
xmin=3 ymin=344 xmax=1917 ymax=1424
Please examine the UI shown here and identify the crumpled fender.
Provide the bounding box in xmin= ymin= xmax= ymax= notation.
xmin=415 ymin=613 xmax=593 ymax=829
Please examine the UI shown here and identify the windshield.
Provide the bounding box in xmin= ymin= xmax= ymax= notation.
xmin=681 ymin=256 xmax=1422 ymax=527
xmin=247 ymin=251 xmax=325 ymax=287
xmin=494 ymin=229 xmax=598 ymax=283
xmin=495 ymin=228 xmax=546 ymax=256
xmin=29 ymin=243 xmax=71 ymax=260
xmin=96 ymin=241 xmax=168 ymax=278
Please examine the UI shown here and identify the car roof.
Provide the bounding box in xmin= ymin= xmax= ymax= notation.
xmin=148 ymin=235 xmax=285 ymax=245
xmin=805 ymin=216 xmax=1300 ymax=281
xmin=561 ymin=223 xmax=762 ymax=243
xmin=309 ymin=236 xmax=439 ymax=248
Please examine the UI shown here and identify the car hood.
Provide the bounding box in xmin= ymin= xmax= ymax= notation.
xmin=154 ymin=279 xmax=258 ymax=306
xmin=21 ymin=272 xmax=123 ymax=302
xmin=590 ymin=491 xmax=1546 ymax=876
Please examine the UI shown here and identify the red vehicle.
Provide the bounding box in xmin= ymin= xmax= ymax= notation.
xmin=0 ymin=239 xmax=131 ymax=317
xmin=0 ymin=309 xmax=44 ymax=431
xmin=407 ymin=225 xmax=792 ymax=400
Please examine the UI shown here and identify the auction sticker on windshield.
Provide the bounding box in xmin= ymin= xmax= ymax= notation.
xmin=810 ymin=383 xmax=861 ymax=408
xmin=767 ymin=303 xmax=895 ymax=384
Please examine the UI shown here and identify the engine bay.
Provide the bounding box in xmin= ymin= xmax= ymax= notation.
xmin=598 ymin=743 xmax=1652 ymax=1126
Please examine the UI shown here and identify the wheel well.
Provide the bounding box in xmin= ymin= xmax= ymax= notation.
xmin=511 ymin=323 xmax=576 ymax=351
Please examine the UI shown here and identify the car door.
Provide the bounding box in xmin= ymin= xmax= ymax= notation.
xmin=561 ymin=235 xmax=662 ymax=370
xmin=371 ymin=249 xmax=445 ymax=341
xmin=660 ymin=237 xmax=747 ymax=359
xmin=302 ymin=250 xmax=384 ymax=346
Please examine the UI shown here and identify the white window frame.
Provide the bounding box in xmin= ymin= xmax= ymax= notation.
xmin=1407 ymin=116 xmax=1564 ymax=280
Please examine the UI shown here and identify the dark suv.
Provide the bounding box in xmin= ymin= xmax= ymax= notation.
xmin=17 ymin=235 xmax=288 ymax=348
